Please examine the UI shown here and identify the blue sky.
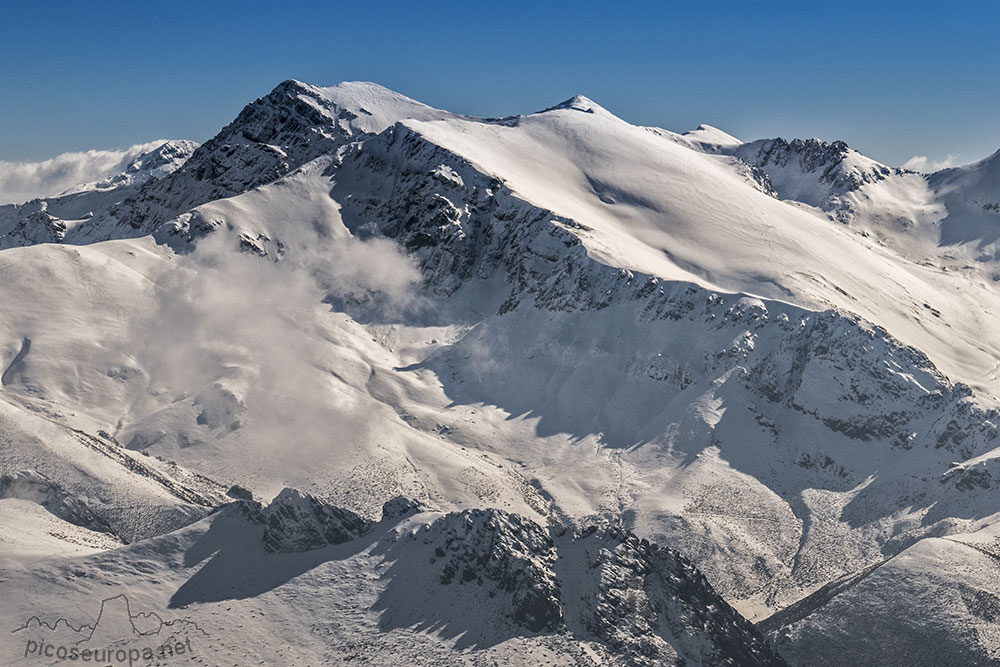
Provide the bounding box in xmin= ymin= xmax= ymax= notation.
xmin=1 ymin=1 xmax=998 ymax=167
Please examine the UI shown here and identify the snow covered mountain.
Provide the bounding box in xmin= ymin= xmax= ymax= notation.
xmin=0 ymin=140 xmax=198 ymax=247
xmin=1 ymin=79 xmax=1000 ymax=665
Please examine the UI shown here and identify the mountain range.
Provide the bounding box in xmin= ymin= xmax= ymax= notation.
xmin=2 ymin=79 xmax=1000 ymax=666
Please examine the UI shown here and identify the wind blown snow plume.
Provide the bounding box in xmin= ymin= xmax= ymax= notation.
xmin=901 ymin=153 xmax=959 ymax=172
xmin=0 ymin=141 xmax=176 ymax=204
xmin=122 ymin=226 xmax=424 ymax=493
xmin=137 ymin=228 xmax=422 ymax=389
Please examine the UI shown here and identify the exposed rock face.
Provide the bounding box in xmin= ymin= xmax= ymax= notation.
xmin=416 ymin=508 xmax=564 ymax=633
xmin=0 ymin=80 xmax=357 ymax=247
xmin=337 ymin=132 xmax=617 ymax=297
xmin=109 ymin=81 xmax=349 ymax=233
xmin=379 ymin=504 xmax=785 ymax=665
xmin=380 ymin=495 xmax=426 ymax=521
xmin=8 ymin=209 xmax=67 ymax=244
xmin=261 ymin=487 xmax=372 ymax=553
xmin=735 ymin=138 xmax=893 ymax=194
xmin=568 ymin=526 xmax=787 ymax=666
xmin=730 ymin=137 xmax=906 ymax=222
xmin=233 ymin=492 xmax=425 ymax=554
xmin=91 ymin=140 xmax=200 ymax=191
xmin=222 ymin=490 xmax=784 ymax=665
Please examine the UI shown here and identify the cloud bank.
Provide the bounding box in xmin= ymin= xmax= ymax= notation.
xmin=0 ymin=141 xmax=173 ymax=205
xmin=123 ymin=223 xmax=425 ymax=495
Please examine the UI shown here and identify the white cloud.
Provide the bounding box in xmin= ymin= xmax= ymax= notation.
xmin=124 ymin=225 xmax=425 ymax=475
xmin=0 ymin=141 xmax=171 ymax=205
xmin=901 ymin=154 xmax=959 ymax=173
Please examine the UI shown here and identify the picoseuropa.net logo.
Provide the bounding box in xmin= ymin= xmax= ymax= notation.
xmin=12 ymin=594 xmax=207 ymax=665
xmin=22 ymin=638 xmax=194 ymax=665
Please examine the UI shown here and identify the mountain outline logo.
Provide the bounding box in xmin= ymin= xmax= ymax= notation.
xmin=11 ymin=594 xmax=208 ymax=664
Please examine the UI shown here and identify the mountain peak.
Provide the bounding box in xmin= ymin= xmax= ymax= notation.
xmin=681 ymin=123 xmax=742 ymax=148
xmin=732 ymin=136 xmax=895 ymax=210
xmin=262 ymin=79 xmax=451 ymax=133
xmin=272 ymin=78 xmax=312 ymax=93
xmin=123 ymin=139 xmax=199 ymax=174
xmin=51 ymin=139 xmax=198 ymax=198
xmin=539 ymin=94 xmax=607 ymax=115
xmin=310 ymin=80 xmax=453 ymax=134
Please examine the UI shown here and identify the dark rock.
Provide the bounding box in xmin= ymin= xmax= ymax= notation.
xmin=226 ymin=485 xmax=255 ymax=501
xmin=261 ymin=488 xmax=372 ymax=553
xmin=380 ymin=496 xmax=425 ymax=522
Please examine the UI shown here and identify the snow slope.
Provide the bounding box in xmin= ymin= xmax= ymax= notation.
xmin=928 ymin=149 xmax=1000 ymax=247
xmin=764 ymin=520 xmax=1000 ymax=666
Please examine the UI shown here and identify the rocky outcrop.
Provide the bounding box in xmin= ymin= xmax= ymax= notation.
xmin=730 ymin=137 xmax=907 ymax=220
xmin=90 ymin=140 xmax=200 ymax=191
xmin=107 ymin=81 xmax=351 ymax=234
xmin=735 ymin=138 xmax=894 ymax=195
xmin=417 ymin=508 xmax=563 ymax=633
xmin=570 ymin=526 xmax=787 ymax=666
xmin=219 ymin=488 xmax=785 ymax=665
xmin=380 ymin=506 xmax=784 ymax=665
xmin=241 ymin=490 xmax=427 ymax=553
xmin=261 ymin=487 xmax=373 ymax=553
